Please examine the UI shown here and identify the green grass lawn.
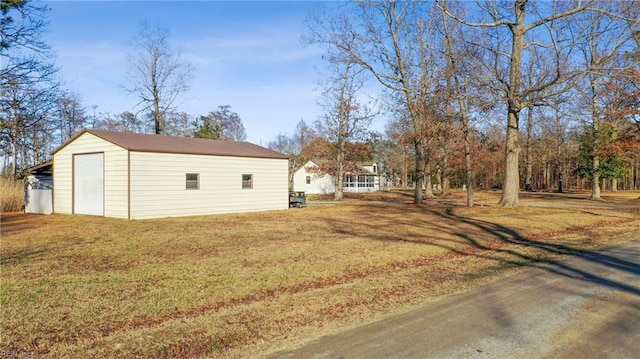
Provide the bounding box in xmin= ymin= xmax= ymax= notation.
xmin=2 ymin=190 xmax=639 ymax=358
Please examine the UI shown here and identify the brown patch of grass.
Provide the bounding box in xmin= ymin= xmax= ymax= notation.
xmin=2 ymin=190 xmax=640 ymax=358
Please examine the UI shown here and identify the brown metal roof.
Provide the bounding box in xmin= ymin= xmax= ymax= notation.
xmin=52 ymin=129 xmax=289 ymax=159
xmin=24 ymin=160 xmax=53 ymax=174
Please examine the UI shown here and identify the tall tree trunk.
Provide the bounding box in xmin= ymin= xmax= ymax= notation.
xmin=441 ymin=8 xmax=474 ymax=206
xmin=401 ymin=147 xmax=407 ymax=187
xmin=525 ymin=106 xmax=534 ymax=191
xmin=33 ymin=134 xmax=40 ymax=164
xmin=558 ymin=172 xmax=564 ymax=193
xmin=21 ymin=145 xmax=28 ymax=173
xmin=441 ymin=148 xmax=451 ymax=197
xmin=463 ymin=123 xmax=474 ymax=206
xmin=591 ymin=157 xmax=601 ymax=198
xmin=546 ymin=162 xmax=552 ymax=189
xmin=424 ymin=156 xmax=435 ymax=198
xmin=442 ymin=78 xmax=453 ymax=198
xmin=499 ymin=0 xmax=525 ymax=206
xmin=590 ymin=80 xmax=602 ymax=201
xmin=500 ymin=109 xmax=522 ymax=205
xmin=153 ymin=79 xmax=162 ymax=134
xmin=413 ymin=141 xmax=424 ymax=203
xmin=556 ymin=120 xmax=564 ymax=193
xmin=10 ymin=100 xmax=20 ymax=177
xmin=11 ymin=133 xmax=18 ymax=177
xmin=335 ymin=141 xmax=345 ymax=200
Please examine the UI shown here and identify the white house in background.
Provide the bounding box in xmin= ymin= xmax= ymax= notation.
xmin=52 ymin=129 xmax=289 ymax=219
xmin=292 ymin=160 xmax=380 ymax=195
xmin=293 ymin=160 xmax=336 ymax=194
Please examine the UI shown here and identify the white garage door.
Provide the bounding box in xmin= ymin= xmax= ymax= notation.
xmin=74 ymin=153 xmax=104 ymax=216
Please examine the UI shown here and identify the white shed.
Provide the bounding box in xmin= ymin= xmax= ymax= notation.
xmin=52 ymin=129 xmax=289 ymax=219
xmin=24 ymin=161 xmax=53 ymax=214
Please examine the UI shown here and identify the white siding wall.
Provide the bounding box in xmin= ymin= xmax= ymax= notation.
xmin=292 ymin=161 xmax=335 ymax=194
xmin=25 ymin=190 xmax=52 ymax=214
xmin=25 ymin=175 xmax=53 ymax=214
xmin=361 ymin=163 xmax=376 ymax=174
xmin=53 ymin=133 xmax=128 ymax=218
xmin=358 ymin=163 xmax=380 ymax=191
xmin=129 ymin=152 xmax=288 ymax=219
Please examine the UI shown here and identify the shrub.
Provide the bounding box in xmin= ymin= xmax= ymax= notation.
xmin=0 ymin=177 xmax=24 ymax=212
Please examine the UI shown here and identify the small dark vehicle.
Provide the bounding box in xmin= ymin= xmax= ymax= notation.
xmin=289 ymin=191 xmax=306 ymax=208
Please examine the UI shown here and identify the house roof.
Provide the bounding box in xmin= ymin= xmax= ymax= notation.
xmin=293 ymin=159 xmax=328 ymax=174
xmin=52 ymin=129 xmax=288 ymax=160
xmin=295 ymin=159 xmax=377 ymax=175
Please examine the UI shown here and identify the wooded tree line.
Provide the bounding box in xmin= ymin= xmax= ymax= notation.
xmin=2 ymin=0 xmax=639 ymax=207
xmin=290 ymin=0 xmax=639 ymax=205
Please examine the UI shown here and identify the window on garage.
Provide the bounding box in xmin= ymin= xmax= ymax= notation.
xmin=186 ymin=173 xmax=199 ymax=189
xmin=242 ymin=174 xmax=253 ymax=189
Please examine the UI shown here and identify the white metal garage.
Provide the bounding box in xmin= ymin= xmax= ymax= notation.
xmin=52 ymin=129 xmax=289 ymax=219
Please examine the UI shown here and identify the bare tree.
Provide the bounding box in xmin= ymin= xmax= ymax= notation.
xmin=162 ymin=110 xmax=192 ymax=137
xmin=1 ymin=0 xmax=55 ymax=87
xmin=94 ymin=111 xmax=149 ymax=133
xmin=267 ymin=120 xmax=314 ymax=189
xmin=56 ymin=90 xmax=88 ymax=143
xmin=267 ymin=133 xmax=296 ymax=188
xmin=385 ymin=117 xmax=413 ymax=188
xmin=291 ymin=120 xmax=314 ymax=184
xmin=306 ymin=1 xmax=442 ymax=204
xmin=439 ymin=0 xmax=594 ymax=206
xmin=124 ymin=21 xmax=192 ymax=135
xmin=1 ymin=0 xmax=58 ymax=176
xmin=570 ymin=1 xmax=639 ymax=200
xmin=601 ymin=68 xmax=639 ymax=134
xmin=1 ymin=80 xmax=58 ymax=175
xmin=267 ymin=133 xmax=294 ymax=155
xmin=292 ymin=120 xmax=312 ymax=154
xmin=314 ymin=60 xmax=377 ymax=200
xmin=440 ymin=8 xmax=476 ymax=206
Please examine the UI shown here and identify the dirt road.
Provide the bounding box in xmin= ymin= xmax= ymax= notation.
xmin=272 ymin=239 xmax=640 ymax=358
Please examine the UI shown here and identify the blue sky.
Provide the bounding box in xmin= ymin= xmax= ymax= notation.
xmin=43 ymin=0 xmax=335 ymax=145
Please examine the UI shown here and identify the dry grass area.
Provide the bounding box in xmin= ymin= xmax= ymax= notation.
xmin=0 ymin=177 xmax=23 ymax=212
xmin=1 ymin=190 xmax=639 ymax=358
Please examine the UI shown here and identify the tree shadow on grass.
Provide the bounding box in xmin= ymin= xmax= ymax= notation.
xmin=319 ymin=204 xmax=640 ymax=344
xmin=322 ymin=205 xmax=640 ymax=297
xmin=1 ymin=213 xmax=43 ymax=236
xmin=429 ymin=208 xmax=640 ymax=296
